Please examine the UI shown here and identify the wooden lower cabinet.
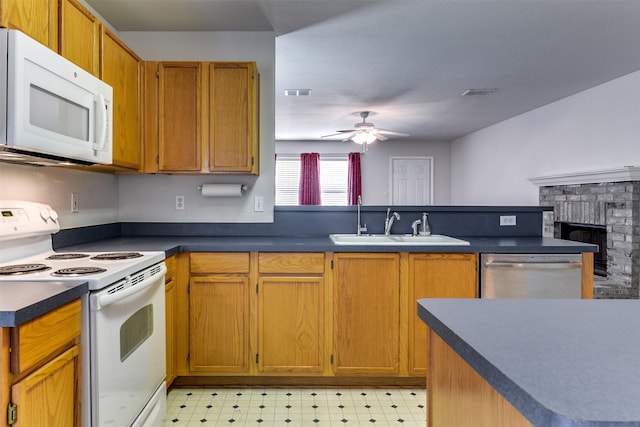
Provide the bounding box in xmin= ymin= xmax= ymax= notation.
xmin=165 ymin=255 xmax=177 ymax=386
xmin=10 ymin=346 xmax=80 ymax=427
xmin=258 ymin=276 xmax=324 ymax=374
xmin=408 ymin=253 xmax=478 ymax=376
xmin=1 ymin=299 xmax=82 ymax=427
xmin=333 ymin=253 xmax=400 ymax=375
xmin=257 ymin=252 xmax=326 ymax=375
xmin=188 ymin=253 xmax=252 ymax=374
xmin=190 ymin=275 xmax=251 ymax=373
xmin=173 ymin=251 xmax=480 ymax=384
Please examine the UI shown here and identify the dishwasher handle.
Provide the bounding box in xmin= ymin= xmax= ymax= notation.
xmin=484 ymin=261 xmax=582 ymax=270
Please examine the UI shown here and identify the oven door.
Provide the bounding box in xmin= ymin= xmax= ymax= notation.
xmin=89 ymin=262 xmax=167 ymax=427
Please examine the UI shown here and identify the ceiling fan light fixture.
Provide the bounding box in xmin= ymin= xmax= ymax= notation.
xmin=352 ymin=132 xmax=377 ymax=144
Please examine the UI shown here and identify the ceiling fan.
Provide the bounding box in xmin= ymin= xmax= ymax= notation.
xmin=321 ymin=111 xmax=409 ymax=151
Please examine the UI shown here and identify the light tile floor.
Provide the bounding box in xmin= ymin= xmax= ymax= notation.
xmin=165 ymin=388 xmax=426 ymax=426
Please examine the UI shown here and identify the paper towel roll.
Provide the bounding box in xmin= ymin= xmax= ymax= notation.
xmin=200 ymin=184 xmax=246 ymax=197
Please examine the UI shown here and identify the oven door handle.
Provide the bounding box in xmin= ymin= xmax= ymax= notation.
xmin=96 ymin=264 xmax=167 ymax=309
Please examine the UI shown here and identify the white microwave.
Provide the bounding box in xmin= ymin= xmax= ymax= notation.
xmin=0 ymin=29 xmax=112 ymax=166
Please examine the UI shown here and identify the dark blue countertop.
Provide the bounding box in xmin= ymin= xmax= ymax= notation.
xmin=0 ymin=281 xmax=88 ymax=327
xmin=417 ymin=299 xmax=640 ymax=426
xmin=57 ymin=235 xmax=596 ymax=256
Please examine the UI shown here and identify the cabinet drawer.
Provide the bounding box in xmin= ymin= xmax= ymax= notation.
xmin=191 ymin=252 xmax=250 ymax=274
xmin=11 ymin=299 xmax=82 ymax=375
xmin=258 ymin=253 xmax=325 ymax=274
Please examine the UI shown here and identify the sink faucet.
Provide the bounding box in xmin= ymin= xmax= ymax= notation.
xmin=384 ymin=208 xmax=400 ymax=235
xmin=411 ymin=219 xmax=422 ymax=236
xmin=356 ymin=195 xmax=368 ymax=235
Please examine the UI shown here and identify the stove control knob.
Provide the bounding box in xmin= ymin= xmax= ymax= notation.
xmin=40 ymin=209 xmax=50 ymax=222
xmin=49 ymin=209 xmax=59 ymax=223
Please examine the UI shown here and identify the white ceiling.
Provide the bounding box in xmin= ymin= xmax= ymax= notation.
xmin=86 ymin=0 xmax=640 ymax=142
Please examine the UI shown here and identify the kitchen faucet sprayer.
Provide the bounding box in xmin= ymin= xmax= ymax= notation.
xmin=384 ymin=208 xmax=400 ymax=236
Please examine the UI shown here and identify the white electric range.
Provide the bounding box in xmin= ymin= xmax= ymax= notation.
xmin=0 ymin=200 xmax=167 ymax=427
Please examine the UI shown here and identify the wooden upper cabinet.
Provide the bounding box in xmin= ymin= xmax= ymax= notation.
xmin=145 ymin=61 xmax=259 ymax=174
xmin=0 ymin=0 xmax=59 ymax=50
xmin=208 ymin=62 xmax=259 ymax=174
xmin=101 ymin=27 xmax=143 ymax=170
xmin=155 ymin=62 xmax=203 ymax=172
xmin=59 ymin=0 xmax=99 ymax=76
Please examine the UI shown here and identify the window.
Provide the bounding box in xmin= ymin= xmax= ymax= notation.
xmin=275 ymin=154 xmax=349 ymax=206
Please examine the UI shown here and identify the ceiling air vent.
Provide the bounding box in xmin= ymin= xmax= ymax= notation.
xmin=284 ymin=89 xmax=311 ymax=96
xmin=461 ymin=88 xmax=497 ymax=96
xmin=462 ymin=89 xmax=498 ymax=96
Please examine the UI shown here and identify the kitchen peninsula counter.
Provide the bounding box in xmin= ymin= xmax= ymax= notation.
xmin=418 ymin=298 xmax=640 ymax=426
xmin=56 ymin=235 xmax=596 ymax=256
xmin=0 ymin=281 xmax=88 ymax=327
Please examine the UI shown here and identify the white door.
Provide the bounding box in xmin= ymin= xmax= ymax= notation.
xmin=389 ymin=157 xmax=433 ymax=205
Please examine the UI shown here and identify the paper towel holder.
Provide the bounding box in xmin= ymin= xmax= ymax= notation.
xmin=197 ymin=184 xmax=248 ymax=192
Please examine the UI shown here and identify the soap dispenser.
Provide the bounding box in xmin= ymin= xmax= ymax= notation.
xmin=419 ymin=212 xmax=431 ymax=236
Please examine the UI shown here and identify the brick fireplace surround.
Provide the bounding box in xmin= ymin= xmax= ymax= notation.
xmin=531 ymin=167 xmax=640 ymax=299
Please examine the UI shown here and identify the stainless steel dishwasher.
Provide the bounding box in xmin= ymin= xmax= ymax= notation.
xmin=481 ymin=254 xmax=583 ymax=298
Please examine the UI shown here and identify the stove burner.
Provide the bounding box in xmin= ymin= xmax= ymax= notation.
xmin=46 ymin=253 xmax=90 ymax=260
xmin=90 ymin=252 xmax=143 ymax=261
xmin=52 ymin=267 xmax=107 ymax=276
xmin=0 ymin=263 xmax=51 ymax=275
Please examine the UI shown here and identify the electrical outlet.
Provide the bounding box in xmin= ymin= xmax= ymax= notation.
xmin=254 ymin=196 xmax=264 ymax=212
xmin=71 ymin=193 xmax=79 ymax=213
xmin=175 ymin=195 xmax=185 ymax=210
xmin=500 ymin=215 xmax=517 ymax=226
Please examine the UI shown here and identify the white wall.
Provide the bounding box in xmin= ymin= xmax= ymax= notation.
xmin=450 ymin=70 xmax=640 ymax=205
xmin=0 ymin=163 xmax=119 ymax=228
xmin=117 ymin=31 xmax=276 ymax=223
xmin=276 ymin=139 xmax=451 ymax=205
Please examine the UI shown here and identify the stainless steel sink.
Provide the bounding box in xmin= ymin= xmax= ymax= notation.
xmin=329 ymin=234 xmax=470 ymax=246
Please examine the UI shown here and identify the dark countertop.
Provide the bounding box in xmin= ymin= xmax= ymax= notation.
xmin=417 ymin=299 xmax=640 ymax=427
xmin=56 ymin=235 xmax=597 ymax=256
xmin=0 ymin=281 xmax=88 ymax=327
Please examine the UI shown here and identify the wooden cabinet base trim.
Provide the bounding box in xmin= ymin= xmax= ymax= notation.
xmin=171 ymin=376 xmax=425 ymax=389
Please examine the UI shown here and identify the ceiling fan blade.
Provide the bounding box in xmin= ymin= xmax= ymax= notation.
xmin=376 ymin=129 xmax=410 ymax=137
xmin=375 ymin=134 xmax=389 ymax=141
xmin=321 ymin=130 xmax=357 ymax=138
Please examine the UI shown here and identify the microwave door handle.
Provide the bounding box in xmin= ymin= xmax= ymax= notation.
xmin=93 ymin=93 xmax=108 ymax=151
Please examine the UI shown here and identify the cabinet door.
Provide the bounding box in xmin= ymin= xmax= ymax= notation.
xmin=157 ymin=63 xmax=203 ymax=172
xmin=208 ymin=62 xmax=259 ymax=174
xmin=101 ymin=27 xmax=142 ymax=169
xmin=333 ymin=253 xmax=400 ymax=375
xmin=409 ymin=253 xmax=477 ymax=376
xmin=11 ymin=345 xmax=80 ymax=426
xmin=258 ymin=276 xmax=324 ymax=374
xmin=0 ymin=0 xmax=58 ymax=49
xmin=189 ymin=276 xmax=250 ymax=373
xmin=59 ymin=0 xmax=99 ymax=76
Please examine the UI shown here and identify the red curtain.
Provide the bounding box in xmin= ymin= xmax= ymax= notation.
xmin=299 ymin=153 xmax=321 ymax=205
xmin=348 ymin=152 xmax=362 ymax=205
